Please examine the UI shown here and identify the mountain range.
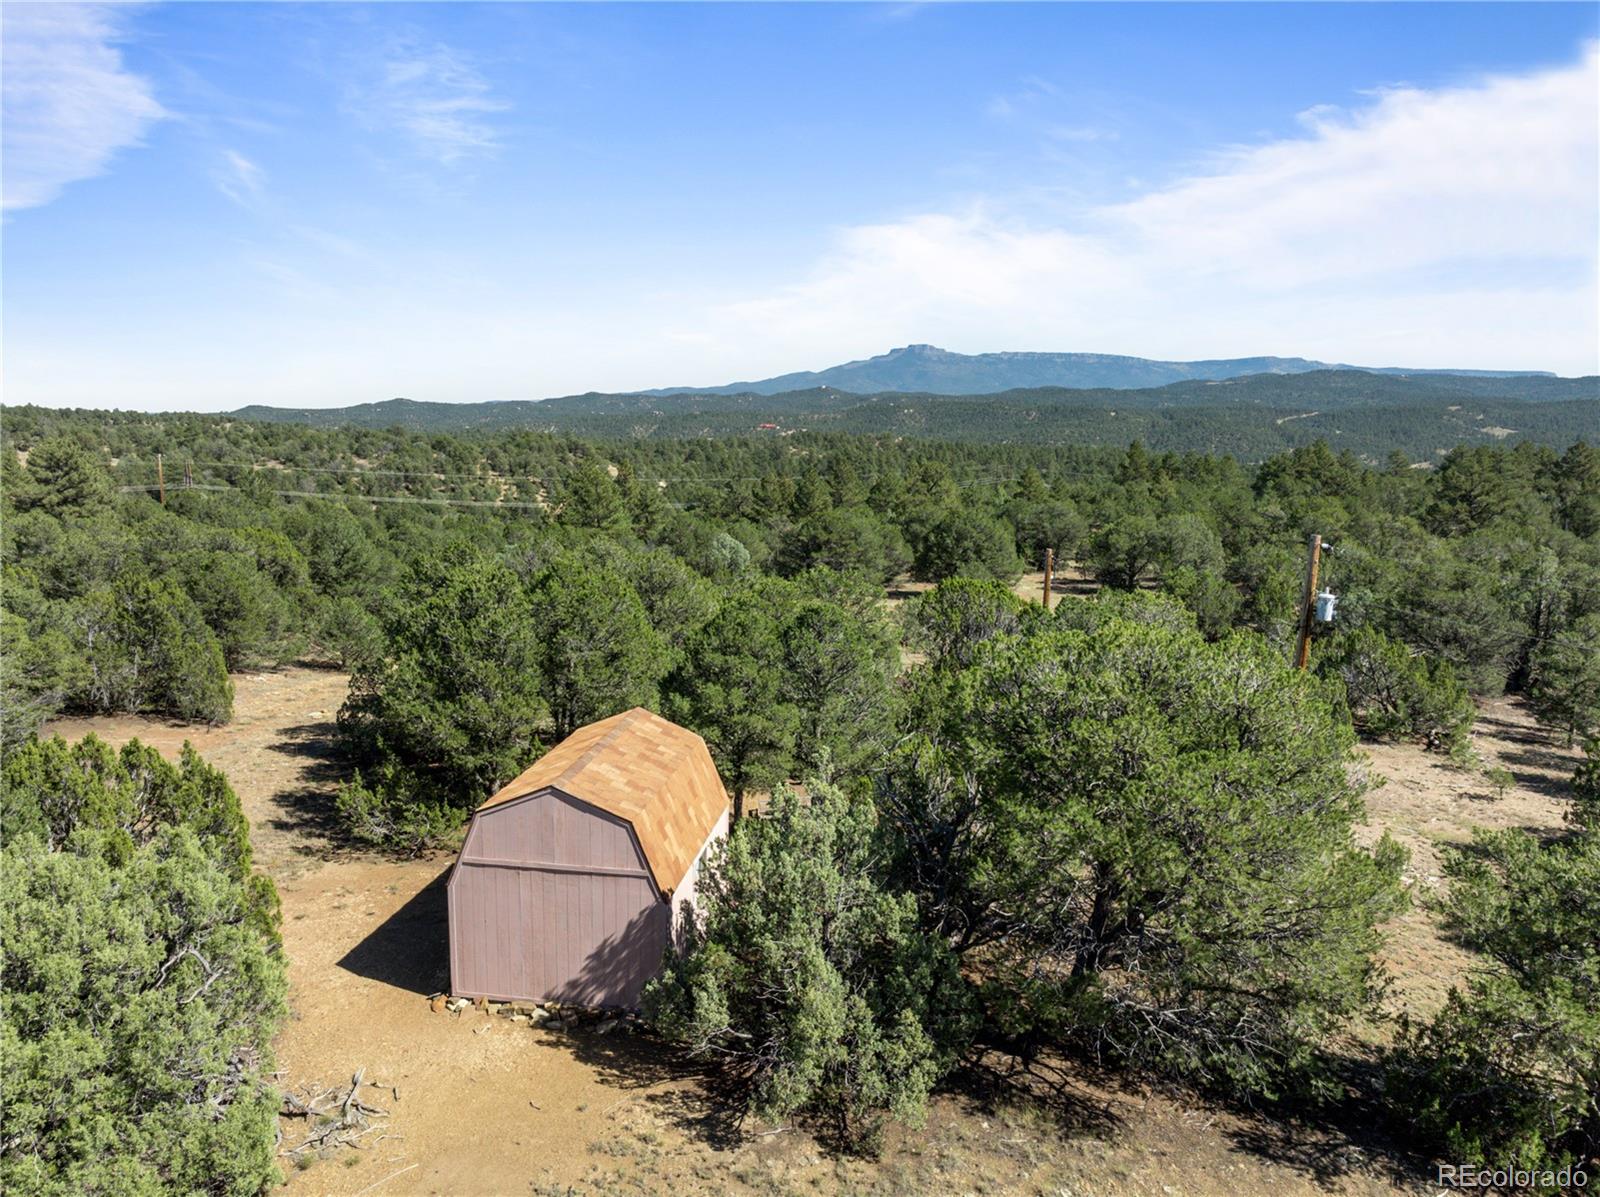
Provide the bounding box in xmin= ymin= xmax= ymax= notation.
xmin=643 ymin=344 xmax=1556 ymax=396
xmin=225 ymin=361 xmax=1599 ymax=463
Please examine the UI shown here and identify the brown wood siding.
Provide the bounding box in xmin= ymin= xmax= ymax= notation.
xmin=475 ymin=709 xmax=731 ymax=895
xmin=448 ymin=788 xmax=672 ymax=1008
xmin=464 ymin=788 xmax=645 ymax=873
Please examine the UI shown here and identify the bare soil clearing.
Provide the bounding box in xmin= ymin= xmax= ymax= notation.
xmin=1359 ymin=696 xmax=1581 ymax=1020
xmin=41 ymin=668 xmax=1579 ymax=1197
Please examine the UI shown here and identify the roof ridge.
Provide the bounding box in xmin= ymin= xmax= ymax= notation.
xmin=551 ymin=708 xmax=648 ymax=791
xmin=471 ymin=707 xmax=730 ymax=896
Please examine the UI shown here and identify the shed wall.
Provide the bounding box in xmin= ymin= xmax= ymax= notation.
xmin=668 ymin=806 xmax=729 ymax=945
xmin=466 ymin=788 xmax=643 ymax=872
xmin=448 ymin=789 xmax=671 ymax=1007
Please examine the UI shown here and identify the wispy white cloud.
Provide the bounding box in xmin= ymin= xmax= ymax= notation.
xmin=865 ymin=4 xmax=931 ymax=27
xmin=213 ymin=148 xmax=264 ymax=205
xmin=697 ymin=44 xmax=1600 ymax=376
xmin=1 ymin=3 xmax=167 ymax=210
xmin=987 ymin=75 xmax=1118 ymax=149
xmin=986 ymin=76 xmax=1060 ymax=120
xmin=349 ymin=38 xmax=508 ymax=165
xmin=1044 ymin=124 xmax=1117 ymax=144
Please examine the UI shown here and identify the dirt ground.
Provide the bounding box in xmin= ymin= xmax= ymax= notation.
xmin=40 ymin=666 xmax=1582 ymax=1197
xmin=883 ymin=565 xmax=1099 ymax=613
xmin=1358 ymin=697 xmax=1581 ymax=1021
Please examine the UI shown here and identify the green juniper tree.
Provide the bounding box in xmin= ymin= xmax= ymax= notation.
xmin=68 ymin=573 xmax=234 ymax=724
xmin=645 ymin=782 xmax=975 ymax=1151
xmin=1529 ymin=614 xmax=1600 ymax=746
xmin=911 ymin=508 xmax=1022 ymax=583
xmin=1317 ymin=625 xmax=1476 ymax=755
xmin=780 ymin=597 xmax=898 ymax=777
xmin=665 ymin=583 xmax=800 ymax=820
xmin=527 ymin=554 xmax=670 ymax=738
xmin=881 ymin=593 xmax=1408 ymax=1098
xmin=337 ymin=554 xmax=546 ymax=847
xmin=1 ymin=737 xmax=286 ymax=1197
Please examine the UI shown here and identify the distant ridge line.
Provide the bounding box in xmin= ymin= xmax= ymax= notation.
xmin=642 ymin=344 xmax=1559 ymax=398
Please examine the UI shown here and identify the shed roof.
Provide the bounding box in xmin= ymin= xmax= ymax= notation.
xmin=477 ymin=708 xmax=729 ymax=895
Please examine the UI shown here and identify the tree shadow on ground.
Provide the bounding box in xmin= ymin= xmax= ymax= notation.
xmin=1215 ymin=1055 xmax=1434 ymax=1190
xmin=335 ymin=864 xmax=452 ymax=996
xmin=1475 ymin=713 xmax=1557 ymax=749
xmin=264 ymin=719 xmax=359 ymax=855
xmin=1052 ymin=571 xmax=1101 ymax=598
xmin=1494 ymin=747 xmax=1578 ymax=799
xmin=884 ymin=582 xmax=932 ymax=601
xmin=559 ymin=1034 xmax=1127 ymax=1160
xmin=1222 ymin=1101 xmax=1432 ymax=1190
xmin=563 ymin=1026 xmax=748 ymax=1150
xmin=944 ymin=1048 xmax=1122 ymax=1142
xmin=960 ymin=1040 xmax=1434 ymax=1191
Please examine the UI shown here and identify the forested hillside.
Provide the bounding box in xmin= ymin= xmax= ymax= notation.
xmin=220 ymin=369 xmax=1599 ymax=458
xmin=3 ymin=405 xmax=1598 ymax=1187
xmin=4 ymin=406 xmax=1597 ymax=746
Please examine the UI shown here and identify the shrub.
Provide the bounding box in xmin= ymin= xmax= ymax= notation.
xmin=903 ymin=577 xmax=1030 ymax=672
xmin=0 ymin=611 xmax=79 ymax=753
xmin=1009 ymin=500 xmax=1087 ymax=568
xmin=645 ymin=783 xmax=975 ymax=1151
xmin=316 ymin=596 xmax=384 ymax=671
xmin=1317 ymin=625 xmax=1475 ymax=755
xmin=334 ymin=767 xmax=459 ymax=856
xmin=179 ymin=549 xmax=303 ymax=670
xmin=1086 ymin=514 xmax=1161 ymax=590
xmin=67 ymin=573 xmax=234 ymax=724
xmin=911 ymin=509 xmax=1021 ymax=583
xmin=1529 ymin=614 xmax=1600 ymax=746
xmin=340 ymin=555 xmax=546 ymax=804
xmin=778 ymin=507 xmax=911 ymax=584
xmin=2 ymin=736 xmax=259 ymax=893
xmin=1388 ymin=757 xmax=1600 ymax=1178
xmin=0 ymin=737 xmax=285 ymax=1196
xmin=664 ymin=584 xmax=799 ymax=820
xmin=526 ymin=554 xmax=670 ymax=738
xmin=880 ymin=612 xmax=1408 ymax=1100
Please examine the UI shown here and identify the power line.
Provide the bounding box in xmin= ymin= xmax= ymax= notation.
xmin=117 ymin=483 xmax=550 ymax=511
xmin=115 ymin=481 xmax=697 ymax=513
xmin=112 ymin=456 xmax=1111 ymax=488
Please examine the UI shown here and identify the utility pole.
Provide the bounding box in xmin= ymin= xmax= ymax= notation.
xmin=1042 ymin=547 xmax=1055 ymax=611
xmin=184 ymin=460 xmax=193 ymax=490
xmin=157 ymin=453 xmax=165 ymax=506
xmin=1292 ymin=532 xmax=1323 ymax=671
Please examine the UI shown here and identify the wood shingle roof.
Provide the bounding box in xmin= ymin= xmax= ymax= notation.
xmin=477 ymin=708 xmax=729 ymax=896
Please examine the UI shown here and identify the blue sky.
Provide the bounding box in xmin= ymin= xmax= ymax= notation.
xmin=3 ymin=2 xmax=1597 ymax=410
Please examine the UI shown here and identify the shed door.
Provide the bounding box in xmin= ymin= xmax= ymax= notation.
xmin=451 ymin=864 xmax=668 ymax=1006
xmin=449 ymin=791 xmax=672 ymax=1007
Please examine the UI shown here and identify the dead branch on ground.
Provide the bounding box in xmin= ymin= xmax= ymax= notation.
xmin=278 ymin=1067 xmax=390 ymax=1159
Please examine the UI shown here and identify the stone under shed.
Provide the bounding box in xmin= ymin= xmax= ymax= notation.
xmin=446 ymin=707 xmax=730 ymax=1009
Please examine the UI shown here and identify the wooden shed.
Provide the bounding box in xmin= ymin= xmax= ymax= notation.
xmin=447 ymin=708 xmax=730 ymax=1009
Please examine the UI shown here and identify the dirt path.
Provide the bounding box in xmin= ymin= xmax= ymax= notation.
xmin=44 ymin=669 xmax=1580 ymax=1197
xmin=44 ymin=667 xmax=352 ymax=880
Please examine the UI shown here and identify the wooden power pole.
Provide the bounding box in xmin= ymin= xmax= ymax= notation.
xmin=1292 ymin=532 xmax=1323 ymax=670
xmin=156 ymin=454 xmax=165 ymax=506
xmin=1042 ymin=547 xmax=1055 ymax=611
